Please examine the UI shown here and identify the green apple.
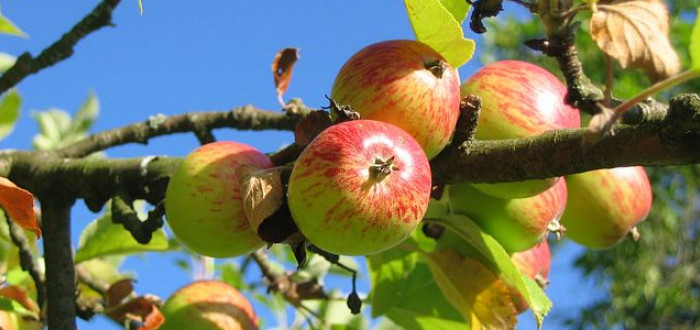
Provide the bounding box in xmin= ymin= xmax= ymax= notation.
xmin=165 ymin=141 xmax=269 ymax=257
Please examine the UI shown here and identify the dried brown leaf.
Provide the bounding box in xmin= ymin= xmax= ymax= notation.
xmin=106 ymin=278 xmax=134 ymax=308
xmin=237 ymin=165 xmax=285 ymax=233
xmin=426 ymin=249 xmax=518 ymax=330
xmin=0 ymin=285 xmax=40 ymax=313
xmin=272 ymin=48 xmax=300 ymax=105
xmin=106 ymin=295 xmax=164 ymax=330
xmin=294 ymin=110 xmax=332 ymax=147
xmin=0 ymin=177 xmax=41 ymax=238
xmin=590 ymin=0 xmax=681 ymax=81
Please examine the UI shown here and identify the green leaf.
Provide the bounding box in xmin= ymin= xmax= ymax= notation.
xmin=403 ymin=0 xmax=475 ymax=68
xmin=439 ymin=0 xmax=469 ymax=23
xmin=75 ymin=202 xmax=171 ymax=263
xmin=0 ymin=296 xmax=35 ymax=318
xmin=0 ymin=53 xmax=16 ymax=74
xmin=138 ymin=0 xmax=144 ymax=15
xmin=220 ymin=263 xmax=247 ymax=290
xmin=436 ymin=214 xmax=552 ymax=327
xmin=368 ymin=243 xmax=468 ymax=330
xmin=0 ymin=9 xmax=27 ymax=38
xmin=691 ymin=8 xmax=700 ymax=69
xmin=0 ymin=90 xmax=21 ymax=141
xmin=71 ymin=92 xmax=99 ymax=135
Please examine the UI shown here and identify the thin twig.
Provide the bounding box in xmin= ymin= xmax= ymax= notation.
xmin=0 ymin=0 xmax=123 ymax=94
xmin=5 ymin=218 xmax=46 ymax=316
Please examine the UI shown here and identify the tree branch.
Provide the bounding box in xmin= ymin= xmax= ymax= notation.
xmin=57 ymin=106 xmax=306 ymax=158
xmin=6 ymin=218 xmax=46 ymax=318
xmin=0 ymin=0 xmax=123 ymax=95
xmin=42 ymin=201 xmax=77 ymax=330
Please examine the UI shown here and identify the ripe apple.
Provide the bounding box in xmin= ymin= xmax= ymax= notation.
xmin=160 ymin=280 xmax=259 ymax=330
xmin=165 ymin=141 xmax=269 ymax=257
xmin=449 ymin=179 xmax=567 ymax=253
xmin=460 ymin=60 xmax=581 ymax=198
xmin=509 ymin=241 xmax=551 ymax=313
xmin=561 ymin=166 xmax=652 ymax=249
xmin=287 ymin=120 xmax=432 ymax=255
xmin=330 ymin=40 xmax=461 ymax=159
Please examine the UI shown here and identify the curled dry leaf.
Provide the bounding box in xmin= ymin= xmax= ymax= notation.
xmin=106 ymin=295 xmax=164 ymax=330
xmin=106 ymin=278 xmax=135 ymax=308
xmin=0 ymin=177 xmax=41 ymax=238
xmin=0 ymin=285 xmax=40 ymax=313
xmin=237 ymin=165 xmax=285 ymax=233
xmin=590 ymin=0 xmax=681 ymax=81
xmin=426 ymin=249 xmax=518 ymax=329
xmin=272 ymin=48 xmax=300 ymax=107
xmin=294 ymin=110 xmax=332 ymax=147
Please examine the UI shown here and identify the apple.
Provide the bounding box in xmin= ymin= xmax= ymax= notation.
xmin=287 ymin=120 xmax=432 ymax=255
xmin=509 ymin=241 xmax=551 ymax=313
xmin=330 ymin=40 xmax=461 ymax=159
xmin=449 ymin=179 xmax=567 ymax=253
xmin=160 ymin=280 xmax=259 ymax=330
xmin=561 ymin=166 xmax=652 ymax=249
xmin=165 ymin=141 xmax=269 ymax=257
xmin=460 ymin=60 xmax=581 ymax=198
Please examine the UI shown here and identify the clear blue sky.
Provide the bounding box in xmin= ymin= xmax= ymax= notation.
xmin=0 ymin=1 xmax=602 ymax=329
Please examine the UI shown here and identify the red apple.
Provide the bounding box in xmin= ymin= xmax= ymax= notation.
xmin=287 ymin=120 xmax=432 ymax=255
xmin=449 ymin=179 xmax=567 ymax=253
xmin=330 ymin=40 xmax=461 ymax=159
xmin=160 ymin=280 xmax=259 ymax=330
xmin=561 ymin=166 xmax=652 ymax=249
xmin=509 ymin=241 xmax=551 ymax=313
xmin=165 ymin=141 xmax=269 ymax=257
xmin=460 ymin=60 xmax=581 ymax=198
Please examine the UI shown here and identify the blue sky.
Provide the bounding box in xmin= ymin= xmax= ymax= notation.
xmin=0 ymin=1 xmax=602 ymax=329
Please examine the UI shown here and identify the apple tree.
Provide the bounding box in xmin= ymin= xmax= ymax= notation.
xmin=0 ymin=0 xmax=697 ymax=329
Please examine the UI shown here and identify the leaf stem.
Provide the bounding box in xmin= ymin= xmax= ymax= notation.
xmin=613 ymin=69 xmax=700 ymax=118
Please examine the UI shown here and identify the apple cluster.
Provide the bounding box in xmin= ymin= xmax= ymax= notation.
xmin=161 ymin=40 xmax=655 ymax=322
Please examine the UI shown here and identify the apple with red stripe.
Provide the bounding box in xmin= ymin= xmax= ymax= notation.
xmin=160 ymin=280 xmax=259 ymax=330
xmin=561 ymin=166 xmax=652 ymax=249
xmin=165 ymin=141 xmax=268 ymax=257
xmin=287 ymin=120 xmax=432 ymax=255
xmin=331 ymin=40 xmax=461 ymax=159
xmin=461 ymin=60 xmax=581 ymax=198
xmin=449 ymin=179 xmax=567 ymax=253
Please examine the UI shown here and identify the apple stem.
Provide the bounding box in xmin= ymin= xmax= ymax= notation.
xmin=546 ymin=219 xmax=566 ymax=241
xmin=369 ymin=156 xmax=399 ymax=181
xmin=425 ymin=59 xmax=447 ymax=79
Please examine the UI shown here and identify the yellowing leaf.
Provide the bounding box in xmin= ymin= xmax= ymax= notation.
xmin=0 ymin=10 xmax=27 ymax=38
xmin=238 ymin=165 xmax=285 ymax=232
xmin=426 ymin=249 xmax=518 ymax=330
xmin=590 ymin=0 xmax=681 ymax=81
xmin=0 ymin=177 xmax=40 ymax=238
xmin=691 ymin=8 xmax=700 ymax=69
xmin=404 ymin=0 xmax=475 ymax=68
xmin=439 ymin=0 xmax=470 ymax=22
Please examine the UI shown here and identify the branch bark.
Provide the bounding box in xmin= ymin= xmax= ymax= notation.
xmin=6 ymin=218 xmax=46 ymax=318
xmin=0 ymin=0 xmax=123 ymax=95
xmin=42 ymin=201 xmax=77 ymax=330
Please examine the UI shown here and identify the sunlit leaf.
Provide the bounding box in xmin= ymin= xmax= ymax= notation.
xmin=72 ymin=92 xmax=99 ymax=135
xmin=426 ymin=249 xmax=518 ymax=329
xmin=75 ymin=203 xmax=170 ymax=263
xmin=368 ymin=241 xmax=468 ymax=330
xmin=0 ymin=177 xmax=40 ymax=238
xmin=439 ymin=0 xmax=470 ymax=22
xmin=0 ymin=286 xmax=39 ymax=314
xmin=0 ymin=90 xmax=21 ymax=141
xmin=590 ymin=0 xmax=681 ymax=81
xmin=0 ymin=9 xmax=27 ymax=38
xmin=106 ymin=296 xmax=164 ymax=330
xmin=0 ymin=53 xmax=16 ymax=74
xmin=272 ymin=48 xmax=299 ymax=106
xmin=138 ymin=0 xmax=144 ymax=15
xmin=403 ymin=0 xmax=475 ymax=68
xmin=691 ymin=8 xmax=700 ymax=69
xmin=438 ymin=214 xmax=551 ymax=327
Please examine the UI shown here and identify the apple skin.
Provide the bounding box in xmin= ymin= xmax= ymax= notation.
xmin=160 ymin=280 xmax=259 ymax=330
xmin=461 ymin=60 xmax=581 ymax=198
xmin=509 ymin=241 xmax=551 ymax=313
xmin=165 ymin=141 xmax=269 ymax=258
xmin=287 ymin=120 xmax=432 ymax=256
xmin=561 ymin=166 xmax=652 ymax=249
xmin=330 ymin=40 xmax=461 ymax=159
xmin=449 ymin=179 xmax=567 ymax=253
